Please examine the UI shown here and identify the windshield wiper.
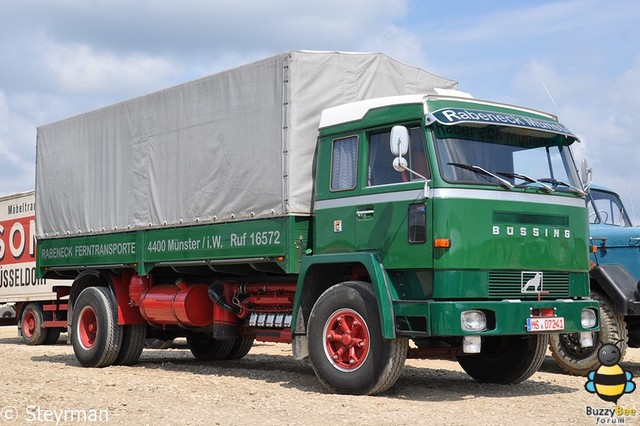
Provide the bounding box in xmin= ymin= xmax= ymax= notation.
xmin=539 ymin=178 xmax=586 ymax=196
xmin=497 ymin=172 xmax=553 ymax=193
xmin=448 ymin=162 xmax=513 ymax=189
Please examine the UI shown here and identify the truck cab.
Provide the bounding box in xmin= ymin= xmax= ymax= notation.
xmin=296 ymin=93 xmax=598 ymax=390
xmin=589 ymin=186 xmax=640 ymax=279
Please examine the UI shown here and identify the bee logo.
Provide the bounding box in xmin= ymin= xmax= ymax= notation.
xmin=585 ymin=342 xmax=635 ymax=403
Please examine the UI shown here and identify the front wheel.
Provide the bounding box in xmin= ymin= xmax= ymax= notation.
xmin=549 ymin=292 xmax=627 ymax=376
xmin=457 ymin=334 xmax=548 ymax=384
xmin=307 ymin=281 xmax=407 ymax=395
xmin=71 ymin=287 xmax=123 ymax=367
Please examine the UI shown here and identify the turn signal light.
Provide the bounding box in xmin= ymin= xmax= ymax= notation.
xmin=591 ymin=245 xmax=597 ymax=253
xmin=434 ymin=238 xmax=451 ymax=248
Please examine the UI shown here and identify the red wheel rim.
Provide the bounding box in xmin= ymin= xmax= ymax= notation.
xmin=323 ymin=309 xmax=370 ymax=371
xmin=77 ymin=306 xmax=97 ymax=350
xmin=22 ymin=311 xmax=36 ymax=338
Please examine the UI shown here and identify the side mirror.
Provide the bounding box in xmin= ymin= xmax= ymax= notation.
xmin=390 ymin=125 xmax=409 ymax=156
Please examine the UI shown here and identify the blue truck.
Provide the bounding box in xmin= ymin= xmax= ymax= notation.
xmin=550 ymin=185 xmax=640 ymax=375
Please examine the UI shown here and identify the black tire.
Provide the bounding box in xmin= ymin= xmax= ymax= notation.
xmin=114 ymin=324 xmax=147 ymax=366
xmin=225 ymin=337 xmax=254 ymax=360
xmin=71 ymin=286 xmax=123 ymax=368
xmin=549 ymin=292 xmax=627 ymax=376
xmin=0 ymin=305 xmax=15 ymax=318
xmin=20 ymin=303 xmax=47 ymax=345
xmin=43 ymin=328 xmax=62 ymax=345
xmin=187 ymin=333 xmax=234 ymax=361
xmin=457 ymin=333 xmax=549 ymax=384
xmin=307 ymin=281 xmax=408 ymax=395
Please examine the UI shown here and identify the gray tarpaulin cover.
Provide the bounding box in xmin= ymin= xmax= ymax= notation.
xmin=35 ymin=51 xmax=457 ymax=238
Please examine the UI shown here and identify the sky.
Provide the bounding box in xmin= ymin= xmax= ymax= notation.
xmin=1 ymin=0 xmax=639 ymax=222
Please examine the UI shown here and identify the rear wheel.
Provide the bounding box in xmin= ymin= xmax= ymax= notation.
xmin=307 ymin=281 xmax=407 ymax=395
xmin=21 ymin=303 xmax=47 ymax=345
xmin=43 ymin=328 xmax=62 ymax=345
xmin=549 ymin=292 xmax=627 ymax=376
xmin=457 ymin=334 xmax=548 ymax=384
xmin=114 ymin=324 xmax=147 ymax=365
xmin=187 ymin=333 xmax=234 ymax=361
xmin=225 ymin=337 xmax=254 ymax=360
xmin=71 ymin=287 xmax=123 ymax=367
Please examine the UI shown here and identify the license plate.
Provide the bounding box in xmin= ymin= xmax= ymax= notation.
xmin=526 ymin=317 xmax=565 ymax=332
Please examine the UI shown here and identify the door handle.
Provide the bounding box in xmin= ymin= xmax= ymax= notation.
xmin=356 ymin=209 xmax=374 ymax=218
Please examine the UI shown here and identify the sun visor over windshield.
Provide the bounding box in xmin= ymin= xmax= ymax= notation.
xmin=426 ymin=107 xmax=579 ymax=142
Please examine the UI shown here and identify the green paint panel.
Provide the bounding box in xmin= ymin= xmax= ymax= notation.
xmin=433 ymin=197 xmax=589 ymax=272
xmin=38 ymin=232 xmax=137 ymax=269
xmin=144 ymin=219 xmax=288 ymax=262
xmin=38 ymin=217 xmax=310 ymax=276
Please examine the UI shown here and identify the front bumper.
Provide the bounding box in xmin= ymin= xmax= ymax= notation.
xmin=394 ymin=299 xmax=599 ymax=337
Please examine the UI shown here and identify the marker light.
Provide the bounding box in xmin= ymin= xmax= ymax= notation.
xmin=434 ymin=238 xmax=451 ymax=248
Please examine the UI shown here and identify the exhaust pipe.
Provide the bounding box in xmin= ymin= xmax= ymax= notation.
xmin=208 ymin=281 xmax=242 ymax=315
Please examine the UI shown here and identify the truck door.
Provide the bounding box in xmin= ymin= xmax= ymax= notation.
xmin=354 ymin=126 xmax=433 ymax=269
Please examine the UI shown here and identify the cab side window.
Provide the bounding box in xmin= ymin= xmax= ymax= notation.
xmin=368 ymin=127 xmax=429 ymax=186
xmin=331 ymin=136 xmax=358 ymax=191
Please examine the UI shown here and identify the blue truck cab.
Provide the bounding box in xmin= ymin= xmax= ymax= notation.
xmin=550 ymin=185 xmax=640 ymax=375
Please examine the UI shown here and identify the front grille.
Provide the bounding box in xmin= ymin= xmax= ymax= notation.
xmin=488 ymin=271 xmax=570 ymax=299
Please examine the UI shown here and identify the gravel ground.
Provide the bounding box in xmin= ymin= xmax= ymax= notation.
xmin=1 ymin=326 xmax=639 ymax=425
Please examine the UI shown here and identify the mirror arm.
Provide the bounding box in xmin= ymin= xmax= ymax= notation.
xmin=400 ymin=165 xmax=430 ymax=198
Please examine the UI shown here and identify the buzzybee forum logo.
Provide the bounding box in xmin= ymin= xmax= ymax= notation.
xmin=583 ymin=341 xmax=638 ymax=423
xmin=585 ymin=342 xmax=635 ymax=403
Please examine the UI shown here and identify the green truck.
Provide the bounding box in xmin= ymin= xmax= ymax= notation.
xmin=35 ymin=51 xmax=598 ymax=395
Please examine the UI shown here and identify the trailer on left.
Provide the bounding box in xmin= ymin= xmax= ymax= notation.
xmin=0 ymin=191 xmax=71 ymax=344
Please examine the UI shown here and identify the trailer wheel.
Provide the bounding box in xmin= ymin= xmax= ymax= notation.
xmin=457 ymin=334 xmax=548 ymax=384
xmin=307 ymin=281 xmax=407 ymax=395
xmin=21 ymin=303 xmax=47 ymax=345
xmin=549 ymin=292 xmax=627 ymax=376
xmin=187 ymin=333 xmax=234 ymax=361
xmin=225 ymin=337 xmax=254 ymax=360
xmin=71 ymin=286 xmax=123 ymax=368
xmin=43 ymin=328 xmax=62 ymax=345
xmin=114 ymin=324 xmax=147 ymax=365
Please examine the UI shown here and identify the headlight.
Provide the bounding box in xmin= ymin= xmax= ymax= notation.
xmin=581 ymin=308 xmax=597 ymax=329
xmin=461 ymin=310 xmax=487 ymax=332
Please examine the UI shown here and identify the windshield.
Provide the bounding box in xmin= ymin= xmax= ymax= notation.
xmin=587 ymin=190 xmax=633 ymax=227
xmin=432 ymin=123 xmax=582 ymax=193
